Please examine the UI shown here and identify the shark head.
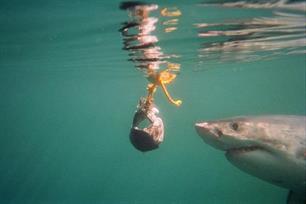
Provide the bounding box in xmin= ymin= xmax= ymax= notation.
xmin=195 ymin=115 xmax=306 ymax=199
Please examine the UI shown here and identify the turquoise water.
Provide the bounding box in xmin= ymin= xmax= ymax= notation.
xmin=0 ymin=1 xmax=305 ymax=203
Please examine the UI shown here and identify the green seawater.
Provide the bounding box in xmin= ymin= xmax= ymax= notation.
xmin=0 ymin=0 xmax=305 ymax=203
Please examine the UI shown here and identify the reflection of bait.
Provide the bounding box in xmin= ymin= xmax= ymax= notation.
xmin=160 ymin=7 xmax=181 ymax=17
xmin=164 ymin=27 xmax=177 ymax=33
xmin=130 ymin=98 xmax=164 ymax=152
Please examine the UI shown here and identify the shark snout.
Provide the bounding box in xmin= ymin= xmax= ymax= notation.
xmin=195 ymin=122 xmax=228 ymax=151
xmin=195 ymin=122 xmax=222 ymax=138
xmin=195 ymin=122 xmax=210 ymax=136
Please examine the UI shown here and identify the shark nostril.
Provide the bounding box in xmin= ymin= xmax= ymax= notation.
xmin=211 ymin=128 xmax=222 ymax=137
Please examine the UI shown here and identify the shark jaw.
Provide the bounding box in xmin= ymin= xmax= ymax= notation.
xmin=194 ymin=122 xmax=278 ymax=176
xmin=194 ymin=122 xmax=262 ymax=154
xmin=195 ymin=117 xmax=306 ymax=202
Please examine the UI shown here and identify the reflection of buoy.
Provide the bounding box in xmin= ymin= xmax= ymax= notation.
xmin=130 ymin=98 xmax=164 ymax=152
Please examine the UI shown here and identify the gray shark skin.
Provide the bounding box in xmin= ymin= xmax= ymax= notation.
xmin=195 ymin=115 xmax=306 ymax=204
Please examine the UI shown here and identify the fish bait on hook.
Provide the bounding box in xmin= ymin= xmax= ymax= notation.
xmin=130 ymin=98 xmax=164 ymax=152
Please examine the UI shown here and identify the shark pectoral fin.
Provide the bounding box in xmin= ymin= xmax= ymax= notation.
xmin=287 ymin=191 xmax=305 ymax=204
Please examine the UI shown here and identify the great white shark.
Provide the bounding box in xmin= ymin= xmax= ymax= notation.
xmin=195 ymin=115 xmax=306 ymax=204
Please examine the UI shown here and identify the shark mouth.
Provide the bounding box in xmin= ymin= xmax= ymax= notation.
xmin=226 ymin=146 xmax=261 ymax=155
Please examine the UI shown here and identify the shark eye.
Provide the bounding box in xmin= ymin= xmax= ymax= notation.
xmin=230 ymin=122 xmax=239 ymax=131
